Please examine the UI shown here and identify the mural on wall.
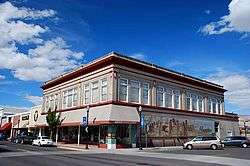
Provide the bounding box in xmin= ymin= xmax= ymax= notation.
xmin=143 ymin=114 xmax=214 ymax=138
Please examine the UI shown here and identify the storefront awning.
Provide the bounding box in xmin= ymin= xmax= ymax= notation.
xmin=86 ymin=104 xmax=140 ymax=125
xmin=0 ymin=123 xmax=12 ymax=131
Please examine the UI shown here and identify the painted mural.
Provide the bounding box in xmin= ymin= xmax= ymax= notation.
xmin=143 ymin=114 xmax=214 ymax=138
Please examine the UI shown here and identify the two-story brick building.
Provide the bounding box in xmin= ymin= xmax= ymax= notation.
xmin=37 ymin=52 xmax=239 ymax=149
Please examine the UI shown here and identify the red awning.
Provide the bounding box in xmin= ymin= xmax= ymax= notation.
xmin=0 ymin=123 xmax=12 ymax=131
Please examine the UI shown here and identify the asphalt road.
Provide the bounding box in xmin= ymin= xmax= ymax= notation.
xmin=0 ymin=141 xmax=249 ymax=166
xmin=160 ymin=147 xmax=250 ymax=160
xmin=0 ymin=153 xmax=224 ymax=166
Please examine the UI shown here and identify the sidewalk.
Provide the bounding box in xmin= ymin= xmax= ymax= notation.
xmin=56 ymin=143 xmax=183 ymax=152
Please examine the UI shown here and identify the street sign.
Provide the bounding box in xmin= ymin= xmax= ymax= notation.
xmin=82 ymin=116 xmax=87 ymax=126
xmin=141 ymin=115 xmax=144 ymax=127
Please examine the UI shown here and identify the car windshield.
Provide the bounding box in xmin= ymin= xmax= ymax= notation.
xmin=41 ymin=136 xmax=49 ymax=139
xmin=193 ymin=137 xmax=203 ymax=141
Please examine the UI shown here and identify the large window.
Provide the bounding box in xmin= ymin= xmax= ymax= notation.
xmin=119 ymin=78 xmax=128 ymax=101
xmin=209 ymin=99 xmax=212 ymax=113
xmin=101 ymin=78 xmax=108 ymax=101
xmin=198 ymin=96 xmax=203 ymax=112
xmin=84 ymin=84 xmax=90 ymax=104
xmin=192 ymin=94 xmax=198 ymax=111
xmin=173 ymin=90 xmax=180 ymax=109
xmin=186 ymin=93 xmax=191 ymax=111
xmin=67 ymin=89 xmax=73 ymax=108
xmin=62 ymin=88 xmax=78 ymax=108
xmin=165 ymin=89 xmax=172 ymax=108
xmin=63 ymin=91 xmax=67 ymax=109
xmin=73 ymin=88 xmax=78 ymax=106
xmin=91 ymin=81 xmax=99 ymax=103
xmin=130 ymin=80 xmax=140 ymax=103
xmin=142 ymin=83 xmax=149 ymax=105
xmin=212 ymin=99 xmax=217 ymax=113
xmin=157 ymin=86 xmax=164 ymax=107
xmin=50 ymin=95 xmax=55 ymax=111
xmin=55 ymin=94 xmax=59 ymax=109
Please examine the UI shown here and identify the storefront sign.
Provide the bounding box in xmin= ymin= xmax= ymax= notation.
xmin=22 ymin=115 xmax=29 ymax=121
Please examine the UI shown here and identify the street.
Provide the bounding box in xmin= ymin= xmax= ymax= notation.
xmin=1 ymin=142 xmax=250 ymax=166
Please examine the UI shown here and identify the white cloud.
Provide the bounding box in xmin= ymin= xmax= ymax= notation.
xmin=24 ymin=95 xmax=42 ymax=105
xmin=0 ymin=75 xmax=5 ymax=80
xmin=207 ymin=69 xmax=250 ymax=109
xmin=166 ymin=60 xmax=185 ymax=68
xmin=204 ymin=10 xmax=211 ymax=15
xmin=130 ymin=53 xmax=147 ymax=61
xmin=200 ymin=0 xmax=250 ymax=35
xmin=0 ymin=2 xmax=84 ymax=81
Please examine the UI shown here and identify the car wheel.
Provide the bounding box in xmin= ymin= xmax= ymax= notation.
xmin=242 ymin=143 xmax=248 ymax=148
xmin=211 ymin=144 xmax=218 ymax=150
xmin=38 ymin=142 xmax=41 ymax=147
xmin=221 ymin=143 xmax=225 ymax=148
xmin=187 ymin=144 xmax=193 ymax=150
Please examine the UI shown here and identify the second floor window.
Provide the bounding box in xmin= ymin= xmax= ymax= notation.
xmin=142 ymin=83 xmax=149 ymax=105
xmin=192 ymin=94 xmax=198 ymax=111
xmin=73 ymin=88 xmax=78 ymax=106
xmin=84 ymin=84 xmax=90 ymax=104
xmin=165 ymin=89 xmax=173 ymax=108
xmin=92 ymin=81 xmax=99 ymax=103
xmin=156 ymin=86 xmax=164 ymax=107
xmin=130 ymin=80 xmax=140 ymax=103
xmin=119 ymin=78 xmax=128 ymax=101
xmin=101 ymin=78 xmax=108 ymax=101
xmin=186 ymin=93 xmax=191 ymax=111
xmin=173 ymin=90 xmax=180 ymax=109
xmin=198 ymin=96 xmax=203 ymax=112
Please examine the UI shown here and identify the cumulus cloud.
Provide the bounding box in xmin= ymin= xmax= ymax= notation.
xmin=0 ymin=75 xmax=5 ymax=80
xmin=0 ymin=2 xmax=84 ymax=81
xmin=24 ymin=95 xmax=42 ymax=105
xmin=166 ymin=60 xmax=185 ymax=68
xmin=207 ymin=69 xmax=250 ymax=109
xmin=200 ymin=0 xmax=250 ymax=35
xmin=130 ymin=53 xmax=147 ymax=61
xmin=204 ymin=10 xmax=211 ymax=15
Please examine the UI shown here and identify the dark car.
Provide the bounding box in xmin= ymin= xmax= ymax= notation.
xmin=0 ymin=133 xmax=7 ymax=141
xmin=222 ymin=136 xmax=250 ymax=148
xmin=13 ymin=132 xmax=36 ymax=144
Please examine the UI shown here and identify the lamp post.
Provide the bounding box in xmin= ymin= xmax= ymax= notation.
xmin=138 ymin=106 xmax=143 ymax=150
xmin=85 ymin=105 xmax=90 ymax=150
xmin=244 ymin=120 xmax=249 ymax=137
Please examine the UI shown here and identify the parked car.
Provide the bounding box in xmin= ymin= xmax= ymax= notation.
xmin=183 ymin=136 xmax=222 ymax=150
xmin=222 ymin=136 xmax=250 ymax=148
xmin=13 ymin=132 xmax=36 ymax=144
xmin=32 ymin=136 xmax=54 ymax=146
xmin=0 ymin=133 xmax=7 ymax=141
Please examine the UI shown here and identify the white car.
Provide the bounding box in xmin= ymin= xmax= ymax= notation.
xmin=32 ymin=136 xmax=54 ymax=146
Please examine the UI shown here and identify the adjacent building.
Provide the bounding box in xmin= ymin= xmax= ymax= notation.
xmin=29 ymin=52 xmax=239 ymax=149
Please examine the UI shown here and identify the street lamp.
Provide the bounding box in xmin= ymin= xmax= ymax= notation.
xmin=85 ymin=105 xmax=90 ymax=150
xmin=138 ymin=106 xmax=143 ymax=150
xmin=244 ymin=120 xmax=249 ymax=137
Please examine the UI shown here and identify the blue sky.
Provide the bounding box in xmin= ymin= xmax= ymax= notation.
xmin=0 ymin=0 xmax=249 ymax=115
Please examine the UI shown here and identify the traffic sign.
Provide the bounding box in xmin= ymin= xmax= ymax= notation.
xmin=141 ymin=115 xmax=144 ymax=127
xmin=82 ymin=116 xmax=87 ymax=126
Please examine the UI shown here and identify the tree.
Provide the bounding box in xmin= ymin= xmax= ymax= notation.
xmin=46 ymin=106 xmax=64 ymax=139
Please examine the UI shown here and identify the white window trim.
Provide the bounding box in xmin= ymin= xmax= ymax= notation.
xmin=156 ymin=86 xmax=165 ymax=107
xmin=84 ymin=83 xmax=90 ymax=105
xmin=101 ymin=78 xmax=108 ymax=102
xmin=142 ymin=82 xmax=150 ymax=105
xmin=129 ymin=80 xmax=140 ymax=104
xmin=91 ymin=80 xmax=99 ymax=104
xmin=118 ymin=78 xmax=129 ymax=102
